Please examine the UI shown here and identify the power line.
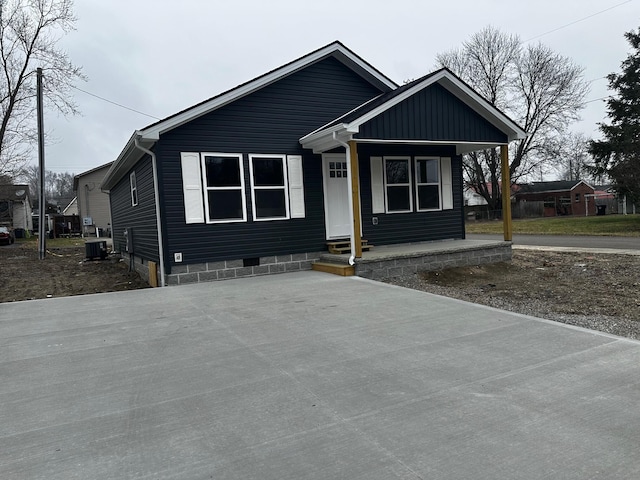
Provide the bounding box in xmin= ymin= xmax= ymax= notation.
xmin=524 ymin=0 xmax=633 ymax=42
xmin=70 ymin=85 xmax=161 ymax=120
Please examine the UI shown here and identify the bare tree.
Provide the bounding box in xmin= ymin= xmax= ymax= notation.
xmin=542 ymin=132 xmax=595 ymax=182
xmin=20 ymin=162 xmax=73 ymax=199
xmin=436 ymin=26 xmax=589 ymax=214
xmin=0 ymin=0 xmax=84 ymax=178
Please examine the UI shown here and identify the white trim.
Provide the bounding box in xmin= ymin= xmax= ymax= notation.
xmin=248 ymin=154 xmax=290 ymax=222
xmin=414 ymin=157 xmax=441 ymax=212
xmin=129 ymin=171 xmax=138 ymax=206
xmin=346 ymin=71 xmax=526 ymax=141
xmin=201 ymin=153 xmax=247 ymax=224
xmin=383 ymin=156 xmax=413 ymax=214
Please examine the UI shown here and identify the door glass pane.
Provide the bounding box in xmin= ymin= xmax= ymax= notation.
xmin=204 ymin=156 xmax=241 ymax=187
xmin=208 ymin=190 xmax=243 ymax=220
xmin=386 ymin=160 xmax=409 ymax=184
xmin=387 ymin=186 xmax=410 ymax=211
xmin=255 ymin=189 xmax=286 ymax=218
xmin=253 ymin=158 xmax=284 ymax=186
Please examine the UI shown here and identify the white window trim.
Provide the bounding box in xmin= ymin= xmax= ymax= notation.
xmin=201 ymin=152 xmax=247 ymax=224
xmin=415 ymin=156 xmax=442 ymax=212
xmin=383 ymin=156 xmax=413 ymax=214
xmin=248 ymin=154 xmax=290 ymax=221
xmin=130 ymin=171 xmax=138 ymax=207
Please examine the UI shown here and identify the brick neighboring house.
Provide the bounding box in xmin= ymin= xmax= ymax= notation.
xmin=515 ymin=180 xmax=596 ymax=217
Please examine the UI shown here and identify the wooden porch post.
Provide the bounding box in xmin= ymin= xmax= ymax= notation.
xmin=348 ymin=140 xmax=363 ymax=258
xmin=500 ymin=144 xmax=513 ymax=241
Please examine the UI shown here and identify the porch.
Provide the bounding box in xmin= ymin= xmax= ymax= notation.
xmin=312 ymin=238 xmax=512 ymax=279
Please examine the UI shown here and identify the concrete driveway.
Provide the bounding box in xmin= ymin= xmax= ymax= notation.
xmin=1 ymin=271 xmax=639 ymax=479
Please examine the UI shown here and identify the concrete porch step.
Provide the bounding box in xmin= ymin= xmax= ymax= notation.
xmin=311 ymin=261 xmax=355 ymax=276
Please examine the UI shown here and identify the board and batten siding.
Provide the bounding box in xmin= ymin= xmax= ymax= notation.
xmin=109 ymin=156 xmax=159 ymax=262
xmin=357 ymin=83 xmax=508 ymax=143
xmin=155 ymin=56 xmax=386 ymax=268
xmin=357 ymin=144 xmax=465 ymax=245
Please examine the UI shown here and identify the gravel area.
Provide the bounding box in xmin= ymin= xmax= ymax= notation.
xmin=384 ymin=250 xmax=640 ymax=341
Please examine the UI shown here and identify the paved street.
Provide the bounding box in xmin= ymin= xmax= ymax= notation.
xmin=468 ymin=233 xmax=640 ymax=250
xmin=2 ymin=271 xmax=639 ymax=479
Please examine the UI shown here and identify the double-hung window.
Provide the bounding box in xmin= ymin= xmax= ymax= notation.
xmin=202 ymin=153 xmax=247 ymax=223
xmin=384 ymin=157 xmax=412 ymax=213
xmin=249 ymin=154 xmax=289 ymax=221
xmin=130 ymin=171 xmax=138 ymax=206
xmin=415 ymin=157 xmax=440 ymax=211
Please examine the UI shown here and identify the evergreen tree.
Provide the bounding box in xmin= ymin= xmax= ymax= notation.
xmin=589 ymin=28 xmax=640 ymax=201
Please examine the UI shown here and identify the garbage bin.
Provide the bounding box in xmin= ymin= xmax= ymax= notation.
xmin=596 ymin=205 xmax=607 ymax=216
xmin=14 ymin=228 xmax=24 ymax=239
xmin=85 ymin=240 xmax=107 ymax=260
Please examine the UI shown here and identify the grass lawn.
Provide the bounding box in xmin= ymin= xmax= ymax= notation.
xmin=465 ymin=214 xmax=640 ymax=236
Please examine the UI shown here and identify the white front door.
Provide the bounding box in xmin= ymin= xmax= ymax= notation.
xmin=323 ymin=154 xmax=351 ymax=239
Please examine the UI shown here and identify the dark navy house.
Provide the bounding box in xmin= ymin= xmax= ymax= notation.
xmin=102 ymin=42 xmax=525 ymax=286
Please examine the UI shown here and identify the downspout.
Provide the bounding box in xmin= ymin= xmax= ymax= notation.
xmin=333 ymin=132 xmax=356 ymax=266
xmin=133 ymin=134 xmax=166 ymax=287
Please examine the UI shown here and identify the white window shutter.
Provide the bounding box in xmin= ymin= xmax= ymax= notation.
xmin=370 ymin=156 xmax=384 ymax=214
xmin=287 ymin=155 xmax=305 ymax=218
xmin=181 ymin=152 xmax=205 ymax=224
xmin=441 ymin=157 xmax=453 ymax=210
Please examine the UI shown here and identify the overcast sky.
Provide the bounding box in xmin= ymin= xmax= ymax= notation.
xmin=43 ymin=0 xmax=638 ymax=176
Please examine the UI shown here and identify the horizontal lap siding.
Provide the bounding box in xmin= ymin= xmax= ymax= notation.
xmin=358 ymin=144 xmax=464 ymax=245
xmin=109 ymin=157 xmax=159 ymax=261
xmin=358 ymin=84 xmax=508 ymax=143
xmin=157 ymin=57 xmax=384 ymax=268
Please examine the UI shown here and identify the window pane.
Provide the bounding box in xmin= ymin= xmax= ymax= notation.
xmin=253 ymin=158 xmax=284 ymax=186
xmin=386 ymin=160 xmax=409 ymax=184
xmin=255 ymin=189 xmax=286 ymax=218
xmin=207 ymin=190 xmax=243 ymax=220
xmin=418 ymin=185 xmax=440 ymax=209
xmin=387 ymin=186 xmax=410 ymax=211
xmin=417 ymin=159 xmax=439 ymax=183
xmin=205 ymin=156 xmax=241 ymax=187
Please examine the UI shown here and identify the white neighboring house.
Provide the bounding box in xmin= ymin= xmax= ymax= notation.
xmin=63 ymin=197 xmax=78 ymax=216
xmin=73 ymin=162 xmax=113 ymax=237
xmin=464 ymin=186 xmax=488 ymax=206
xmin=0 ymin=184 xmax=33 ymax=232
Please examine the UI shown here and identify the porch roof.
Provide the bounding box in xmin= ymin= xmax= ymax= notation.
xmin=299 ymin=68 xmax=526 ymax=155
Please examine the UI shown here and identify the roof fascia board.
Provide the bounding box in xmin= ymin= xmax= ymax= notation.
xmin=140 ymin=43 xmax=397 ymax=141
xmin=102 ymin=133 xmax=155 ymax=192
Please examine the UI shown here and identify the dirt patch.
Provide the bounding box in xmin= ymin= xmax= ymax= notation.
xmin=386 ymin=249 xmax=640 ymax=340
xmin=0 ymin=243 xmax=150 ymax=303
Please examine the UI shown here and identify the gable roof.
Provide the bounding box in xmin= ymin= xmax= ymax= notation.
xmin=517 ymin=180 xmax=594 ymax=195
xmin=73 ymin=161 xmax=114 ymax=191
xmin=300 ymin=68 xmax=526 ymax=154
xmin=102 ymin=42 xmax=397 ymax=191
xmin=0 ymin=184 xmax=31 ymax=204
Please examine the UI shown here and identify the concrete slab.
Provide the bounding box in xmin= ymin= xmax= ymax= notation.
xmin=1 ymin=271 xmax=639 ymax=479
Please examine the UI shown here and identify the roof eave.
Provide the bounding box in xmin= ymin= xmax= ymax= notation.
xmin=101 ymin=132 xmax=155 ymax=192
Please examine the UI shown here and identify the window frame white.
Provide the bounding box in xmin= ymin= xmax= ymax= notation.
xmin=414 ymin=156 xmax=442 ymax=212
xmin=383 ymin=156 xmax=413 ymax=214
xmin=248 ymin=154 xmax=290 ymax=221
xmin=201 ymin=152 xmax=247 ymax=224
xmin=130 ymin=171 xmax=138 ymax=207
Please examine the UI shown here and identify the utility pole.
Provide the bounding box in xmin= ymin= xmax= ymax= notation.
xmin=37 ymin=67 xmax=46 ymax=260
